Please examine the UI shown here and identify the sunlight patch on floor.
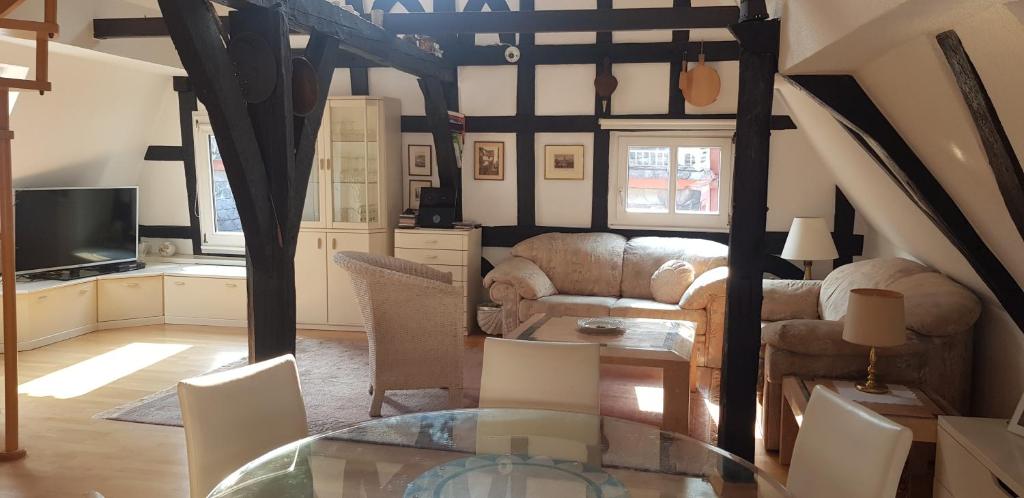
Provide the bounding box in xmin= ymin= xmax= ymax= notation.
xmin=19 ymin=343 xmax=192 ymax=399
xmin=634 ymin=386 xmax=664 ymax=413
xmin=705 ymin=398 xmax=720 ymax=426
xmin=205 ymin=350 xmax=247 ymax=371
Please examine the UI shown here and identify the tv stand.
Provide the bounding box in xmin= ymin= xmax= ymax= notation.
xmin=22 ymin=261 xmax=147 ymax=282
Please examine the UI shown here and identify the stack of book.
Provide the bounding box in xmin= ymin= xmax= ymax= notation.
xmin=398 ymin=213 xmax=417 ymax=229
xmin=453 ymin=220 xmax=480 ymax=230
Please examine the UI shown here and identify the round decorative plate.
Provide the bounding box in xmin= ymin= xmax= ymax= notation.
xmin=405 ymin=455 xmax=628 ymax=498
xmin=577 ymin=318 xmax=626 ymax=335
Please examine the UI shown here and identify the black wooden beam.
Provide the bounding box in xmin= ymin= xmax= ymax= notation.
xmin=833 ymin=187 xmax=856 ymax=267
xmin=718 ymin=18 xmax=779 ymax=462
xmin=515 ymin=0 xmax=537 ymax=229
xmin=788 ymin=74 xmax=1024 ymax=336
xmin=383 ymin=6 xmax=740 ymax=34
xmin=401 ymin=115 xmax=794 ymax=134
xmin=937 ymin=30 xmax=1024 ymax=243
xmin=419 ymin=77 xmax=462 ymax=219
xmin=144 ymin=145 xmax=183 ymax=162
xmin=174 ymin=76 xmax=203 ymax=256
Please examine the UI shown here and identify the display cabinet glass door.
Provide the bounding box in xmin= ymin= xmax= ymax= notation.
xmin=328 ymin=99 xmax=381 ymax=228
xmin=300 ymin=145 xmax=326 ymax=228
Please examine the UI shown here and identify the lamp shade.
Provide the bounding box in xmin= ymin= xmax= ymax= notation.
xmin=842 ymin=288 xmax=906 ymax=348
xmin=781 ymin=217 xmax=839 ymax=261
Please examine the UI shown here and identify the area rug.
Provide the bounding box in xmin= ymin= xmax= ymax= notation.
xmin=97 ymin=336 xmax=482 ymax=435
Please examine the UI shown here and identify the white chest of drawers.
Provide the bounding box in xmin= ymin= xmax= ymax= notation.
xmin=394 ymin=228 xmax=482 ymax=335
xmin=934 ymin=416 xmax=1024 ymax=498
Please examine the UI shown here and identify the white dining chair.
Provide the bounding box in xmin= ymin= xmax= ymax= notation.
xmin=479 ymin=337 xmax=601 ymax=415
xmin=178 ymin=354 xmax=308 ymax=498
xmin=787 ymin=385 xmax=913 ymax=498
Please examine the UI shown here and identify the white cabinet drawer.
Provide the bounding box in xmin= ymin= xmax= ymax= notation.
xmin=395 ymin=231 xmax=467 ymax=251
xmin=395 ymin=248 xmax=466 ymax=266
xmin=23 ymin=282 xmax=96 ymax=342
xmin=936 ymin=427 xmax=1014 ymax=498
xmin=165 ymin=276 xmax=247 ymax=322
xmin=98 ymin=276 xmax=163 ymax=322
xmin=428 ymin=264 xmax=466 ymax=282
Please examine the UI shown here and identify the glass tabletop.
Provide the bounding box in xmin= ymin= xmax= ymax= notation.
xmin=209 ymin=408 xmax=791 ymax=498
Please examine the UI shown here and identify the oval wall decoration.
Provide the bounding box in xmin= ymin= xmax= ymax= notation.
xmin=679 ymin=53 xmax=721 ymax=107
xmin=292 ymin=56 xmax=319 ymax=116
xmin=227 ymin=32 xmax=277 ymax=103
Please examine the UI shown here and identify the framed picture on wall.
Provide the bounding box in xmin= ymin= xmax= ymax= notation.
xmin=408 ymin=144 xmax=433 ymax=177
xmin=473 ymin=141 xmax=505 ymax=180
xmin=409 ymin=179 xmax=433 ymax=210
xmin=544 ymin=145 xmax=585 ymax=180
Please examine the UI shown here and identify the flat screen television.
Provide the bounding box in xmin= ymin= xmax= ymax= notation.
xmin=15 ymin=187 xmax=138 ymax=275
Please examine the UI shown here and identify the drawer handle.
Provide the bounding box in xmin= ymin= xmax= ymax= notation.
xmin=332 ymin=239 xmax=337 ymax=250
xmin=225 ymin=283 xmax=238 ymax=288
xmin=174 ymin=281 xmax=185 ymax=286
xmin=37 ymin=295 xmax=48 ymax=301
xmin=125 ymin=282 xmax=139 ymax=288
xmin=424 ymin=239 xmax=438 ymax=245
xmin=79 ymin=289 xmax=89 ymax=295
xmin=424 ymin=255 xmax=438 ymax=260
xmin=317 ymin=238 xmax=323 ymax=250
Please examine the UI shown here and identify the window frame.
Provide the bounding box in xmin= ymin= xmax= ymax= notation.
xmin=193 ymin=114 xmax=245 ymax=255
xmin=608 ymin=131 xmax=734 ymax=230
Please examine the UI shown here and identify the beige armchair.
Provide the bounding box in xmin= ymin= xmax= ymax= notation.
xmin=760 ymin=258 xmax=981 ymax=450
xmin=334 ymin=252 xmax=464 ymax=417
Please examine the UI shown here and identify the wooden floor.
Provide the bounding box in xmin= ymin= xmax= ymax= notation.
xmin=0 ymin=325 xmax=786 ymax=497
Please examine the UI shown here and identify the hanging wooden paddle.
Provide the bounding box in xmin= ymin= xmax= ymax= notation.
xmin=679 ymin=48 xmax=721 ymax=107
xmin=594 ymin=57 xmax=618 ymax=114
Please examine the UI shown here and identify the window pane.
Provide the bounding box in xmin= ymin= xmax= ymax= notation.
xmin=209 ymin=136 xmax=242 ymax=233
xmin=626 ymin=146 xmax=671 ymax=213
xmin=675 ymin=146 xmax=721 ymax=214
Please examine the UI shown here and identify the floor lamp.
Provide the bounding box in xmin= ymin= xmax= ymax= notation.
xmin=781 ymin=217 xmax=838 ymax=280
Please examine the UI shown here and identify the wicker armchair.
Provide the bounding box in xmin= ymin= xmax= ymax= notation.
xmin=334 ymin=251 xmax=465 ymax=417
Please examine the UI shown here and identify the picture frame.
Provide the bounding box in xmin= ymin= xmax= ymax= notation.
xmin=1009 ymin=392 xmax=1024 ymax=437
xmin=544 ymin=144 xmax=585 ymax=180
xmin=473 ymin=141 xmax=505 ymax=181
xmin=409 ymin=179 xmax=433 ymax=210
xmin=408 ymin=144 xmax=433 ymax=177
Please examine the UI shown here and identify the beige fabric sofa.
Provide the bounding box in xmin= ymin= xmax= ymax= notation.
xmin=760 ymin=257 xmax=981 ymax=450
xmin=484 ymin=232 xmax=729 ymax=442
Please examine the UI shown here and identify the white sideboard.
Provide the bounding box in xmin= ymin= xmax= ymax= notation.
xmin=0 ymin=263 xmax=247 ymax=351
xmin=394 ymin=227 xmax=483 ymax=335
xmin=934 ymin=416 xmax=1024 ymax=498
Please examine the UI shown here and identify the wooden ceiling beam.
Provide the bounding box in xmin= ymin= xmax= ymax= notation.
xmin=0 ymin=0 xmax=28 ymax=18
xmin=383 ymin=7 xmax=739 ymax=34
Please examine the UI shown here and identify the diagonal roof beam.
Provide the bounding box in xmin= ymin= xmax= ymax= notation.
xmin=207 ymin=0 xmax=454 ymax=82
xmin=0 ymin=0 xmax=28 ymax=18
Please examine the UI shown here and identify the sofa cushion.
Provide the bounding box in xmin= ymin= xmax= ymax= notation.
xmin=620 ymin=237 xmax=728 ymax=299
xmin=888 ymin=272 xmax=981 ymax=337
xmin=518 ymin=295 xmax=617 ymax=322
xmin=819 ymin=258 xmax=932 ymax=321
xmin=761 ymin=319 xmax=931 ymax=357
xmin=762 ymin=279 xmax=821 ymax=321
xmin=511 ymin=233 xmax=626 ymax=297
xmin=483 ymin=257 xmax=558 ymax=300
xmin=609 ymin=298 xmax=704 ymax=321
xmin=651 ymin=260 xmax=696 ymax=304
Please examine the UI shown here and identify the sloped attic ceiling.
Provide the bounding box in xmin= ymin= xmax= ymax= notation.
xmin=776 ymin=0 xmax=1024 ymax=416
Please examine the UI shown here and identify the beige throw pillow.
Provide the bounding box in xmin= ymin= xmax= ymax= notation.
xmin=651 ymin=260 xmax=696 ymax=304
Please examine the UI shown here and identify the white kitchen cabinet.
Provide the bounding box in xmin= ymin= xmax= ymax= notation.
xmin=98 ymin=276 xmax=164 ymax=322
xmin=296 ymin=231 xmax=329 ymax=325
xmin=164 ymin=275 xmax=247 ymax=325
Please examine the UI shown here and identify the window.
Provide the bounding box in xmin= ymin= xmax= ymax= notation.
xmin=610 ymin=133 xmax=733 ymax=229
xmin=194 ymin=116 xmax=244 ymax=253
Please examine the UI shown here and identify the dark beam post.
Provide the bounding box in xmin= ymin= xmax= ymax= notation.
xmin=719 ymin=16 xmax=779 ymax=461
xmin=937 ymin=30 xmax=1024 ymax=243
xmin=418 ymin=77 xmax=462 ymax=218
xmin=173 ymin=76 xmax=203 ymax=255
xmin=833 ymin=187 xmax=856 ymax=267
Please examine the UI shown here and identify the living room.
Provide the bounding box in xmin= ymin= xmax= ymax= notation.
xmin=1 ymin=0 xmax=1023 ymax=497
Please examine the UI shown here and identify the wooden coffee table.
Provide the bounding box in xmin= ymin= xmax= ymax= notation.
xmin=780 ymin=376 xmax=957 ymax=498
xmin=509 ymin=314 xmax=695 ymax=436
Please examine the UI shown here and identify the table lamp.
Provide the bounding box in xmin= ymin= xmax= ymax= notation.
xmin=781 ymin=217 xmax=838 ymax=280
xmin=842 ymin=288 xmax=906 ymax=394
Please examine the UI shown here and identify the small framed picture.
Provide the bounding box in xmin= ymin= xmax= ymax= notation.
xmin=408 ymin=144 xmax=432 ymax=177
xmin=409 ymin=179 xmax=433 ymax=210
xmin=1009 ymin=392 xmax=1024 ymax=437
xmin=544 ymin=144 xmax=585 ymax=180
xmin=474 ymin=141 xmax=505 ymax=181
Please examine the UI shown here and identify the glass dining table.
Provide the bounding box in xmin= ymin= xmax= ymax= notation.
xmin=208 ymin=408 xmax=791 ymax=498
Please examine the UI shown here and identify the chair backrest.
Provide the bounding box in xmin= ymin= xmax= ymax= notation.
xmin=479 ymin=338 xmax=600 ymax=415
xmin=788 ymin=386 xmax=912 ymax=498
xmin=178 ymin=355 xmax=309 ymax=498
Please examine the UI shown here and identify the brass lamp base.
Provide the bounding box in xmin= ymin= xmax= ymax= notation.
xmin=855 ymin=346 xmax=891 ymax=395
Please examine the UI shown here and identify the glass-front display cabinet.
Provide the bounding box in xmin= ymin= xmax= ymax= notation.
xmin=300 ymin=96 xmax=401 ymax=230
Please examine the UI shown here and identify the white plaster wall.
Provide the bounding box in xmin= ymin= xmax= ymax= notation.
xmin=535 ymin=0 xmax=596 ymax=46
xmin=462 ymin=133 xmax=518 ymax=226
xmin=535 ymin=133 xmax=594 ymax=228
xmin=611 ymin=63 xmax=670 ymax=115
xmin=369 ymin=68 xmax=425 ymax=116
xmin=458 ymin=66 xmax=518 ymax=116
xmin=535 ymin=64 xmax=596 ymax=116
